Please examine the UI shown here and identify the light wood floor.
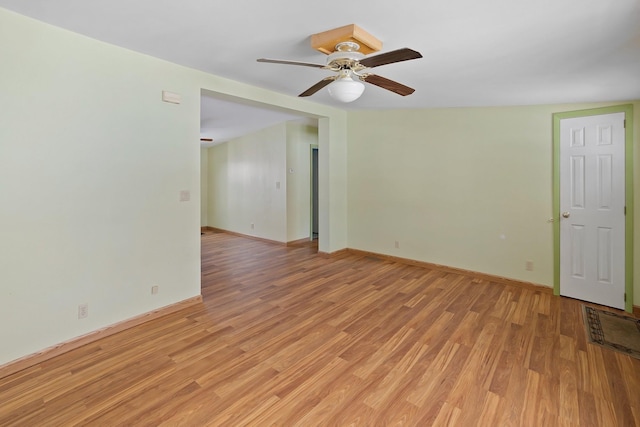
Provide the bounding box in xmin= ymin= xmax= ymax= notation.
xmin=1 ymin=231 xmax=639 ymax=426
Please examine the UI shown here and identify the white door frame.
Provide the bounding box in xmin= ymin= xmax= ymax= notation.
xmin=552 ymin=104 xmax=634 ymax=312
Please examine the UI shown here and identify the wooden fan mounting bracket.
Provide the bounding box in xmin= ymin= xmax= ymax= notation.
xmin=311 ymin=24 xmax=382 ymax=55
xmin=324 ymin=42 xmax=367 ymax=73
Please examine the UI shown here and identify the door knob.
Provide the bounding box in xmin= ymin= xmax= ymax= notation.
xmin=562 ymin=212 xmax=570 ymax=218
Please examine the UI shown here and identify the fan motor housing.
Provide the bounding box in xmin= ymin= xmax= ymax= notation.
xmin=327 ymin=42 xmax=365 ymax=69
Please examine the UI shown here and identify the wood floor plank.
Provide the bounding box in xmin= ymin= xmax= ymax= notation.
xmin=429 ymin=401 xmax=462 ymax=426
xmin=1 ymin=231 xmax=639 ymax=425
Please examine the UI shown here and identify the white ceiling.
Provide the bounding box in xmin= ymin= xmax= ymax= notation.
xmin=2 ymin=0 xmax=639 ymax=143
xmin=200 ymin=92 xmax=314 ymax=146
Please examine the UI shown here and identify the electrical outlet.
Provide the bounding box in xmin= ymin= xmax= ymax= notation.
xmin=251 ymin=223 xmax=255 ymax=229
xmin=151 ymin=285 xmax=159 ymax=295
xmin=78 ymin=303 xmax=88 ymax=319
xmin=526 ymin=261 xmax=534 ymax=271
xmin=394 ymin=241 xmax=400 ymax=249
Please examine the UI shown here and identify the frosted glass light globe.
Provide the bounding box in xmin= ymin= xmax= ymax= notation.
xmin=328 ymin=75 xmax=365 ymax=103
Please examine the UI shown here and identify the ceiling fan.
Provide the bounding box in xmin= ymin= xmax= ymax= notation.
xmin=257 ymin=41 xmax=422 ymax=103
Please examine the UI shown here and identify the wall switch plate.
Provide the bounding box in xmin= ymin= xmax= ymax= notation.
xmin=180 ymin=190 xmax=190 ymax=201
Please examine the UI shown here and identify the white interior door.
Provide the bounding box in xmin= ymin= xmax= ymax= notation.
xmin=560 ymin=112 xmax=626 ymax=309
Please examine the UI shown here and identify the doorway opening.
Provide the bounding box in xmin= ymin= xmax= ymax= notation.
xmin=198 ymin=90 xmax=324 ymax=266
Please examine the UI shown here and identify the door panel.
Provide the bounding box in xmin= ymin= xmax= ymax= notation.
xmin=571 ymin=156 xmax=585 ymax=208
xmin=560 ymin=112 xmax=625 ymax=309
xmin=570 ymin=224 xmax=585 ymax=279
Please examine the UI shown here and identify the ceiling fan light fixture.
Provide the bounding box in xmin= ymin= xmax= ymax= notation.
xmin=328 ymin=73 xmax=365 ymax=103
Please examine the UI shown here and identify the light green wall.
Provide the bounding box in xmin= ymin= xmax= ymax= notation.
xmin=348 ymin=101 xmax=640 ymax=305
xmin=207 ymin=143 xmax=228 ymax=229
xmin=205 ymin=121 xmax=318 ymax=243
xmin=0 ymin=8 xmax=347 ymax=366
xmin=320 ymin=116 xmax=348 ymax=252
xmin=200 ymin=148 xmax=209 ymax=227
xmin=0 ymin=7 xmax=199 ymax=364
xmin=207 ymin=124 xmax=288 ymax=241
xmin=286 ymin=122 xmax=318 ymax=241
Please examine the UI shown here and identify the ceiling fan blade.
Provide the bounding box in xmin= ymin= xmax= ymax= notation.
xmin=363 ymin=74 xmax=415 ymax=96
xmin=299 ymin=77 xmax=336 ymax=97
xmin=359 ymin=48 xmax=422 ymax=68
xmin=257 ymin=58 xmax=326 ymax=68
